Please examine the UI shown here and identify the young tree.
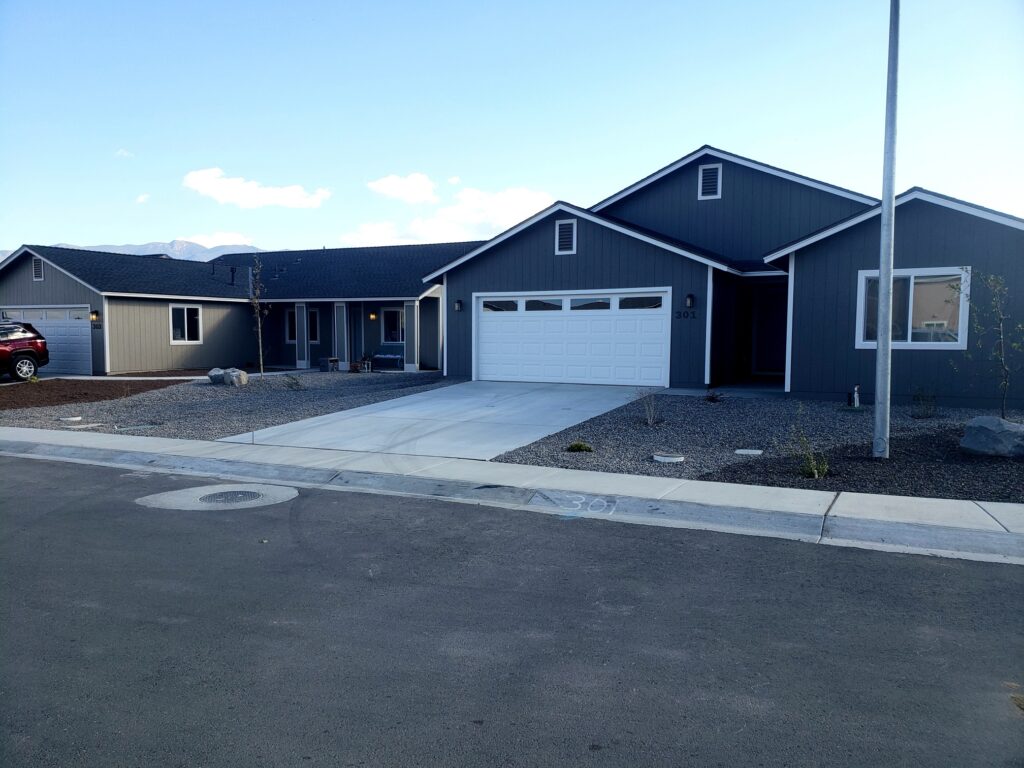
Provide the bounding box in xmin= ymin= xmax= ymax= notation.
xmin=958 ymin=273 xmax=1023 ymax=419
xmin=249 ymin=256 xmax=269 ymax=380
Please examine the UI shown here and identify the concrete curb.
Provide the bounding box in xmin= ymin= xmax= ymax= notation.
xmin=2 ymin=438 xmax=1021 ymax=566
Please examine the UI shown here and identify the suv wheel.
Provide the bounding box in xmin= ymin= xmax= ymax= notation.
xmin=12 ymin=356 xmax=38 ymax=381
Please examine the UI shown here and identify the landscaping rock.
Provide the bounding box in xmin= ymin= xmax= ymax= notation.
xmin=959 ymin=415 xmax=1024 ymax=457
xmin=224 ymin=368 xmax=249 ymax=387
xmin=208 ymin=367 xmax=225 ymax=384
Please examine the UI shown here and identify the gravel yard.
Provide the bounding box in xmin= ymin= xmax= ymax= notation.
xmin=495 ymin=393 xmax=1023 ymax=503
xmin=0 ymin=371 xmax=454 ymax=441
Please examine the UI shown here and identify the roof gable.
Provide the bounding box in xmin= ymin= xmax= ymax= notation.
xmin=763 ymin=188 xmax=1024 ymax=264
xmin=0 ymin=245 xmax=252 ymax=300
xmin=422 ymin=202 xmax=743 ymax=282
xmin=591 ymin=146 xmax=878 ymax=212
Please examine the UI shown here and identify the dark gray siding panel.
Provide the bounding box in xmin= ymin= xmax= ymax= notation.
xmin=444 ymin=213 xmax=711 ymax=387
xmin=601 ymin=159 xmax=868 ymax=264
xmin=419 ymin=297 xmax=440 ymax=370
xmin=0 ymin=251 xmax=103 ymax=307
xmin=791 ymin=200 xmax=1024 ymax=406
xmin=106 ymin=299 xmax=256 ymax=373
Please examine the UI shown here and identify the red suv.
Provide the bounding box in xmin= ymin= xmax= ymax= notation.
xmin=0 ymin=322 xmax=50 ymax=381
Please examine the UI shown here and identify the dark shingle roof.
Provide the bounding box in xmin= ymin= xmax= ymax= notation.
xmin=20 ymin=245 xmax=251 ymax=299
xmin=214 ymin=242 xmax=485 ymax=299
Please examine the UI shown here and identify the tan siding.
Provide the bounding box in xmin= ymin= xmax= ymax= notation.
xmin=0 ymin=251 xmax=103 ymax=307
xmin=106 ymin=298 xmax=257 ymax=373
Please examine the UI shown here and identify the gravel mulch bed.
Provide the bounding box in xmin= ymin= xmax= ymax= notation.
xmin=495 ymin=394 xmax=1023 ymax=503
xmin=0 ymin=371 xmax=455 ymax=441
xmin=0 ymin=379 xmax=179 ymax=410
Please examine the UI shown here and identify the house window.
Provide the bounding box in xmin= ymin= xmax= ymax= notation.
xmin=308 ymin=309 xmax=320 ymax=344
xmin=170 ymin=304 xmax=202 ymax=344
xmin=555 ymin=219 xmax=577 ymax=255
xmin=285 ymin=309 xmax=297 ymax=343
xmin=698 ymin=163 xmax=722 ymax=200
xmin=382 ymin=308 xmax=405 ymax=343
xmin=482 ymin=300 xmax=518 ymax=312
xmin=856 ymin=267 xmax=970 ymax=350
xmin=570 ymin=297 xmax=611 ymax=310
xmin=525 ymin=298 xmax=562 ymax=311
xmin=619 ymin=295 xmax=663 ymax=310
xmin=32 ymin=257 xmax=44 ymax=281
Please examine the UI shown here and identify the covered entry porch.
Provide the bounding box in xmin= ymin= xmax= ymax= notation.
xmin=709 ymin=272 xmax=788 ymax=390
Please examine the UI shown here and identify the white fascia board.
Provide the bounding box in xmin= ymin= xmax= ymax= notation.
xmin=591 ymin=148 xmax=878 ymax=212
xmin=261 ymin=296 xmax=417 ymax=303
xmin=763 ymin=189 xmax=1024 ymax=265
xmin=102 ymin=292 xmax=250 ymax=303
xmin=422 ymin=202 xmax=737 ymax=282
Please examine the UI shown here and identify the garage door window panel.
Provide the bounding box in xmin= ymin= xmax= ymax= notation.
xmin=482 ymin=300 xmax=518 ymax=312
xmin=570 ymin=297 xmax=610 ymax=310
xmin=619 ymin=296 xmax=663 ymax=310
xmin=526 ymin=298 xmax=562 ymax=311
xmin=170 ymin=304 xmax=203 ymax=344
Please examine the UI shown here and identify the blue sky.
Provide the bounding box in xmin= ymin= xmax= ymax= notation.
xmin=1 ymin=0 xmax=1021 ymax=252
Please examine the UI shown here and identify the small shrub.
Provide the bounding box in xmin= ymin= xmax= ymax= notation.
xmin=28 ymin=375 xmax=40 ymax=384
xmin=566 ymin=441 xmax=593 ymax=453
xmin=704 ymin=390 xmax=723 ymax=403
xmin=790 ymin=405 xmax=828 ymax=479
xmin=910 ymin=388 xmax=937 ymax=419
xmin=282 ymin=374 xmax=305 ymax=391
xmin=632 ymin=387 xmax=662 ymax=426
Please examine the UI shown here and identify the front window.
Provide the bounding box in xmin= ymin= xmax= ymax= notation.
xmin=857 ymin=268 xmax=969 ymax=350
xmin=285 ymin=309 xmax=297 ymax=343
xmin=170 ymin=304 xmax=202 ymax=344
xmin=382 ymin=308 xmax=405 ymax=343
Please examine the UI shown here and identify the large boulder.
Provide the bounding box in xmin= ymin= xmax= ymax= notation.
xmin=224 ymin=368 xmax=249 ymax=387
xmin=208 ymin=367 xmax=225 ymax=384
xmin=960 ymin=416 xmax=1024 ymax=458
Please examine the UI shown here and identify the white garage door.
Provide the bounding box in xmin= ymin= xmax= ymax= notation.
xmin=475 ymin=290 xmax=671 ymax=386
xmin=1 ymin=307 xmax=93 ymax=374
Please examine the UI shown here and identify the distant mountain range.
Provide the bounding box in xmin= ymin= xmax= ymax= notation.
xmin=0 ymin=240 xmax=262 ymax=264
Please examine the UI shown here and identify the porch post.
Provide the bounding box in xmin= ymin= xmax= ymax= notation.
xmin=404 ymin=300 xmax=419 ymax=371
xmin=334 ymin=302 xmax=348 ymax=363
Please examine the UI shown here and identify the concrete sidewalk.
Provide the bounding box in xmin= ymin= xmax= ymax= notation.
xmin=1 ymin=426 xmax=1021 ymax=564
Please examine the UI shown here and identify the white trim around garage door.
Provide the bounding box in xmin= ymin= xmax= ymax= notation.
xmin=471 ymin=286 xmax=673 ymax=387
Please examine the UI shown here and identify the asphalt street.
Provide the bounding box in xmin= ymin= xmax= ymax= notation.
xmin=1 ymin=455 xmax=1022 ymax=767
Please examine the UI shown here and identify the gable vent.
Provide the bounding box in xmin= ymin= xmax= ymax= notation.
xmin=555 ymin=219 xmax=577 ymax=255
xmin=31 ymin=256 xmax=44 ymax=281
xmin=698 ymin=163 xmax=722 ymax=200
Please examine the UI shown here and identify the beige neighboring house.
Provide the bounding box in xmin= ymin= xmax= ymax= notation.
xmin=0 ymin=245 xmax=255 ymax=374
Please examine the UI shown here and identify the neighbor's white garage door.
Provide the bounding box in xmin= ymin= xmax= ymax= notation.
xmin=475 ymin=290 xmax=671 ymax=386
xmin=1 ymin=306 xmax=93 ymax=374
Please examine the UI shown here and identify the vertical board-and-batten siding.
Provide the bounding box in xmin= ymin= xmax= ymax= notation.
xmin=106 ymin=298 xmax=257 ymax=373
xmin=0 ymin=251 xmax=107 ymax=373
xmin=599 ymin=158 xmax=870 ymax=264
xmin=443 ymin=213 xmax=710 ymax=387
xmin=790 ymin=199 xmax=1024 ymax=406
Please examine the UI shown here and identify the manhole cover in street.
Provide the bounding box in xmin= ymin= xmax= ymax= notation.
xmin=136 ymin=483 xmax=297 ymax=511
xmin=199 ymin=490 xmax=263 ymax=504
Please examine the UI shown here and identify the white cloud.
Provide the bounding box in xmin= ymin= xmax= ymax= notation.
xmin=448 ymin=176 xmax=461 ymax=185
xmin=135 ymin=193 xmax=150 ymax=204
xmin=367 ymin=172 xmax=439 ymax=204
xmin=338 ymin=185 xmax=554 ymax=246
xmin=182 ymin=168 xmax=331 ymax=209
xmin=338 ymin=222 xmax=417 ymax=247
xmin=179 ymin=231 xmax=255 ymax=248
xmin=114 ymin=148 xmax=134 ymax=158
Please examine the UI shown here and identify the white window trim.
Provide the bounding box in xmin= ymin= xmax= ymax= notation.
xmin=169 ymin=303 xmax=203 ymax=345
xmin=697 ymin=163 xmax=722 ymax=200
xmin=854 ymin=266 xmax=970 ymax=351
xmin=381 ymin=307 xmax=405 ymax=344
xmin=554 ymin=219 xmax=577 ymax=255
xmin=308 ymin=308 xmax=320 ymax=344
xmin=285 ymin=308 xmax=297 ymax=344
xmin=32 ymin=257 xmax=44 ymax=281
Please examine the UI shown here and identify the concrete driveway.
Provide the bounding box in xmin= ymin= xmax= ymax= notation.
xmin=221 ymin=380 xmax=638 ymax=460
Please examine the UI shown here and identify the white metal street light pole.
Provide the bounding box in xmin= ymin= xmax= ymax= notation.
xmin=873 ymin=0 xmax=900 ymax=459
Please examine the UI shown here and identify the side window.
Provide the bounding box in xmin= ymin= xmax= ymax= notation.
xmin=170 ymin=304 xmax=202 ymax=344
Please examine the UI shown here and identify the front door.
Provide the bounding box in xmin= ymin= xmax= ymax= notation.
xmin=295 ymin=303 xmax=309 ymax=369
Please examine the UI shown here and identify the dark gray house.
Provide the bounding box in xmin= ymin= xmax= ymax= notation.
xmin=212 ymin=243 xmax=483 ymax=372
xmin=425 ymin=146 xmax=1023 ymax=406
xmin=3 ymin=146 xmax=1021 ymax=406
